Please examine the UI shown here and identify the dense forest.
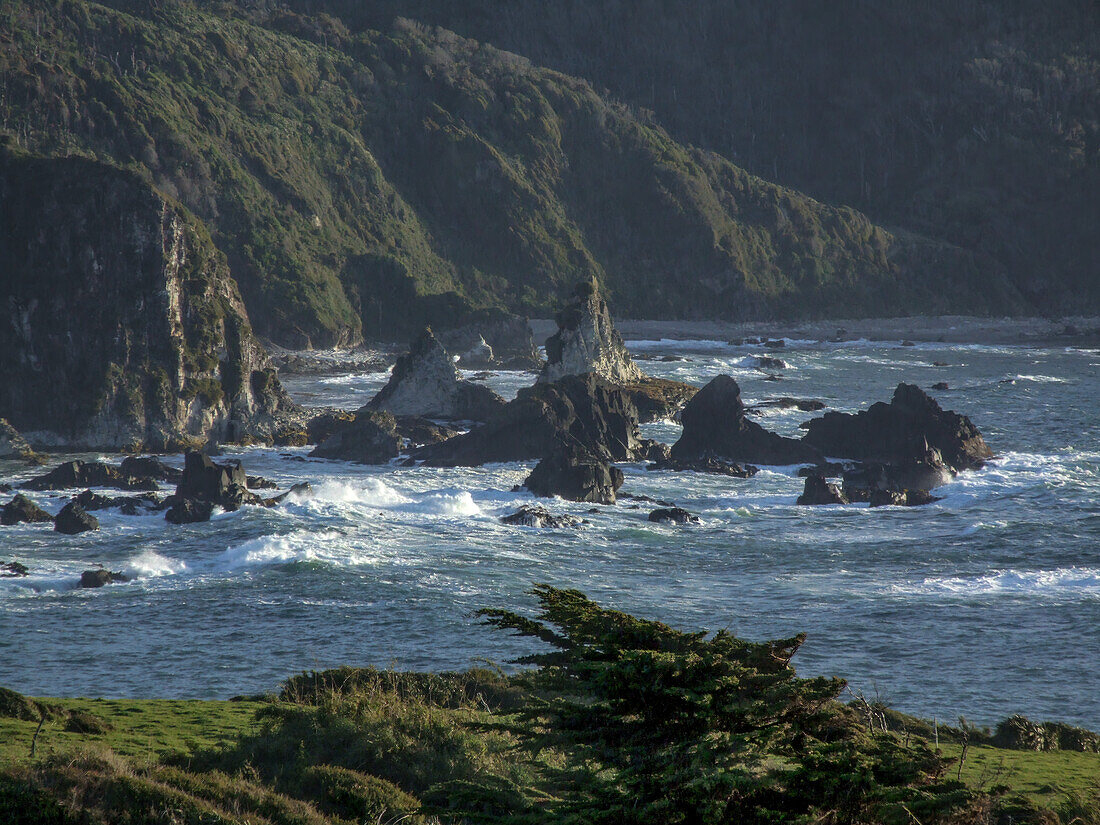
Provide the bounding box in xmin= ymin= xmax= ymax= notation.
xmin=1 ymin=0 xmax=1095 ymax=346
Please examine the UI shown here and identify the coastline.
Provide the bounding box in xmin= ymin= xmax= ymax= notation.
xmin=530 ymin=315 xmax=1100 ymax=348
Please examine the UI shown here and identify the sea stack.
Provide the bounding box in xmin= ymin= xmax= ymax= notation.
xmin=539 ymin=280 xmax=645 ymax=384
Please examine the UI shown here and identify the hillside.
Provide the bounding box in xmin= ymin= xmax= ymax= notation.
xmin=289 ymin=0 xmax=1100 ymax=316
xmin=1 ymin=0 xmax=1031 ymax=347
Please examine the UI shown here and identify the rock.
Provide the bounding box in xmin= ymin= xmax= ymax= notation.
xmin=868 ymin=488 xmax=940 ymax=507
xmin=648 ymin=456 xmax=758 ymax=477
xmin=265 ymin=482 xmax=315 ymax=506
xmin=1 ymin=561 xmax=29 ymax=577
xmin=0 ymin=419 xmax=35 ymax=461
xmin=901 ymin=340 xmax=916 ymax=347
xmin=394 ymin=416 xmax=461 ymax=447
xmin=54 ymin=502 xmax=99 ymax=534
xmin=119 ymin=456 xmax=182 ymax=482
xmin=797 ymin=475 xmax=849 ymax=505
xmin=164 ymin=498 xmax=215 ymax=524
xmin=754 ymin=356 xmax=789 ymax=370
xmin=2 ymin=494 xmax=53 ymax=526
xmin=458 ymin=336 xmax=495 ymax=368
xmin=640 ymin=440 xmax=672 ymax=463
xmin=500 ymin=506 xmax=582 ymax=528
xmin=802 ymin=383 xmax=992 ymax=473
xmin=436 ymin=311 xmax=542 ymax=370
xmin=753 ymin=397 xmax=826 ymax=412
xmin=22 ymin=460 xmax=159 ymax=492
xmin=619 ymin=377 xmax=698 ymax=423
xmin=74 ymin=490 xmax=160 ymax=513
xmin=670 ymin=376 xmax=822 ymax=465
xmin=524 ymin=443 xmax=624 ymax=504
xmin=842 ymin=458 xmax=954 ymax=499
xmin=763 ymin=339 xmax=786 ymax=349
xmin=416 ymin=373 xmax=642 ymax=467
xmin=0 ymin=152 xmax=295 ymax=450
xmin=367 ymin=327 xmax=505 ymax=421
xmin=247 ymin=475 xmax=277 ymax=490
xmin=539 ymin=280 xmax=645 ymax=385
xmin=931 ymin=382 xmax=949 ymax=390
xmin=79 ymin=569 xmax=129 ymax=588
xmin=648 ymin=507 xmax=700 ymax=524
xmin=797 ymin=462 xmax=847 ymax=478
xmin=932 ymin=361 xmax=949 ymax=367
xmin=309 ymin=411 xmax=402 ymax=464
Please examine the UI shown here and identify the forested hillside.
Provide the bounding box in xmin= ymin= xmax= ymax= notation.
xmin=5 ymin=0 xmax=1088 ymax=346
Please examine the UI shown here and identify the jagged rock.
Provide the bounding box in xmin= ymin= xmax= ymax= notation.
xmin=619 ymin=377 xmax=698 ymax=423
xmin=395 ymin=416 xmax=461 ymax=447
xmin=437 ymin=311 xmax=542 ymax=370
xmin=54 ymin=502 xmax=99 ymax=534
xmin=0 ymin=151 xmax=295 ymax=450
xmin=754 ymin=356 xmax=790 ymax=370
xmin=2 ymin=494 xmax=53 ymax=526
xmin=246 ymin=475 xmax=277 ymax=490
xmin=79 ymin=569 xmax=129 ymax=588
xmin=648 ymin=456 xmax=759 ymax=477
xmin=1 ymin=561 xmax=29 ymax=577
xmin=640 ymin=440 xmax=672 ymax=463
xmin=648 ymin=507 xmax=700 ymax=524
xmin=367 ymin=328 xmax=505 ymax=421
xmin=458 ymin=336 xmax=494 ymax=368
xmin=0 ymin=419 xmax=35 ymax=461
xmin=74 ymin=489 xmax=160 ymax=513
xmin=841 ymin=455 xmax=954 ymax=498
xmin=264 ymin=482 xmax=315 ymax=506
xmin=524 ymin=443 xmax=624 ymax=504
xmin=539 ymin=280 xmax=645 ymax=384
xmin=797 ymin=475 xmax=849 ymax=505
xmin=415 ymin=373 xmax=642 ymax=467
xmin=753 ymin=397 xmax=826 ymax=412
xmin=119 ymin=456 xmax=182 ymax=483
xmin=797 ymin=462 xmax=848 ymax=478
xmin=670 ymin=376 xmax=822 ymax=465
xmin=22 ymin=461 xmax=159 ymax=492
xmin=500 ymin=506 xmax=582 ymax=528
xmin=164 ymin=498 xmax=215 ymax=524
xmin=802 ymin=383 xmax=992 ymax=472
xmin=869 ymin=489 xmax=941 ymax=507
xmin=309 ymin=411 xmax=402 ymax=464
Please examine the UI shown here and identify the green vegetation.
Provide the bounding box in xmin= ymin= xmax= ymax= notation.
xmin=0 ymin=0 xmax=1030 ymax=348
xmin=2 ymin=588 xmax=1097 ymax=823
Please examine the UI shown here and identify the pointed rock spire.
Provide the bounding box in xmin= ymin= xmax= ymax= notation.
xmin=538 ymin=280 xmax=645 ymax=384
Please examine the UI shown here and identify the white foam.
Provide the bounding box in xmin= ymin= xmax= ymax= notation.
xmin=896 ymin=567 xmax=1100 ymax=599
xmin=1011 ymin=374 xmax=1069 ymax=384
xmin=415 ymin=491 xmax=483 ymax=517
xmin=125 ymin=551 xmax=186 ymax=578
xmin=312 ymin=478 xmax=412 ymax=507
xmin=221 ymin=530 xmax=346 ymax=568
xmin=626 ymin=338 xmax=732 ymax=351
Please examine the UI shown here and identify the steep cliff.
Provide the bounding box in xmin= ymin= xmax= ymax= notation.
xmin=0 ymin=148 xmax=292 ymax=450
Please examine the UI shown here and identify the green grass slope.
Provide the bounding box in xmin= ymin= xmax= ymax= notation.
xmin=0 ymin=0 xmax=1021 ymax=347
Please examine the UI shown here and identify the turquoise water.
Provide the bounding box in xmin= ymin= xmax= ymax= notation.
xmin=2 ymin=337 xmax=1098 ymax=729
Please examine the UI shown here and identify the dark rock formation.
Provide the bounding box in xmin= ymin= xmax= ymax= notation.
xmin=801 ymin=383 xmax=992 ymax=472
xmin=619 ymin=377 xmax=699 ymax=423
xmin=2 ymin=494 xmax=53 ymax=526
xmin=79 ymin=569 xmax=129 ymax=588
xmin=74 ymin=490 xmax=160 ymax=513
xmin=164 ymin=498 xmax=215 ymax=525
xmin=500 ymin=506 xmax=582 ymax=528
xmin=648 ymin=507 xmax=700 ymax=524
xmin=868 ymin=489 xmax=941 ymax=507
xmin=366 ymin=328 xmax=505 ymax=421
xmin=163 ymin=451 xmax=260 ymax=523
xmin=1 ymin=561 xmax=29 ymax=577
xmin=22 ymin=461 xmax=159 ymax=492
xmin=54 ymin=502 xmax=99 ymax=534
xmin=0 ymin=151 xmax=294 ymax=451
xmin=539 ymin=280 xmax=645 ymax=385
xmin=648 ymin=456 xmax=758 ymax=477
xmin=395 ymin=416 xmax=460 ymax=447
xmin=119 ymin=456 xmax=182 ymax=483
xmin=670 ymin=376 xmax=822 ymax=465
xmin=797 ymin=475 xmax=849 ymax=505
xmin=797 ymin=462 xmax=848 ymax=478
xmin=264 ymin=482 xmax=315 ymax=506
xmin=931 ymin=382 xmax=950 ymax=391
xmin=524 ymin=443 xmax=624 ymax=504
xmin=752 ymin=397 xmax=826 ymax=412
xmin=754 ymin=356 xmax=789 ymax=370
xmin=309 ymin=411 xmax=402 ymax=464
xmin=416 ymin=373 xmax=642 ymax=467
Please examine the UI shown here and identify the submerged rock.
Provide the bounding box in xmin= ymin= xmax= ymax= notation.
xmin=415 ymin=373 xmax=642 ymax=467
xmin=367 ymin=327 xmax=505 ymax=421
xmin=54 ymin=502 xmax=99 ymax=534
xmin=1 ymin=561 xmax=29 ymax=577
xmin=648 ymin=507 xmax=700 ymax=524
xmin=0 ymin=151 xmax=294 ymax=450
xmin=79 ymin=569 xmax=129 ymax=588
xmin=1 ymin=494 xmax=53 ymax=526
xmin=309 ymin=411 xmax=402 ymax=464
xmin=524 ymin=443 xmax=624 ymax=504
xmin=797 ymin=475 xmax=849 ymax=505
xmin=670 ymin=376 xmax=822 ymax=466
xmin=648 ymin=456 xmax=758 ymax=477
xmin=539 ymin=280 xmax=645 ymax=385
xmin=801 ymin=383 xmax=991 ymax=473
xmin=22 ymin=461 xmax=159 ymax=492
xmin=500 ymin=506 xmax=582 ymax=528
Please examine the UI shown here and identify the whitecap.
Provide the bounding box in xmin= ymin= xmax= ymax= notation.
xmin=221 ymin=530 xmax=349 ymax=568
xmin=894 ymin=567 xmax=1100 ymax=599
xmin=414 ymin=491 xmax=483 ymax=517
xmin=124 ymin=551 xmax=187 ymax=578
xmin=311 ymin=478 xmax=411 ymax=508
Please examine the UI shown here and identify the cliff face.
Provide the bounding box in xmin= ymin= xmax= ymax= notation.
xmin=0 ymin=150 xmax=291 ymax=450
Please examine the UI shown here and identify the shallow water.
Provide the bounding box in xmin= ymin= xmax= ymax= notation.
xmin=2 ymin=337 xmax=1098 ymax=729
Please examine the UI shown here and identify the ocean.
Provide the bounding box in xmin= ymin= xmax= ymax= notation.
xmin=2 ymin=336 xmax=1098 ymax=730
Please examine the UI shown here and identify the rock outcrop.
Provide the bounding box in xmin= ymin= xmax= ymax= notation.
xmin=163 ymin=451 xmax=260 ymax=523
xmin=1 ymin=494 xmax=53 ymax=526
xmin=309 ymin=411 xmax=403 ymax=464
xmin=539 ymin=281 xmax=645 ymax=385
xmin=500 ymin=506 xmax=582 ymax=528
xmin=648 ymin=507 xmax=700 ymax=524
xmin=648 ymin=456 xmax=758 ymax=477
xmin=415 ymin=374 xmax=642 ymax=467
xmin=438 ymin=311 xmax=542 ymax=370
xmin=802 ymin=384 xmax=992 ymax=473
xmin=523 ymin=443 xmax=624 ymax=504
xmin=366 ymin=328 xmax=505 ymax=421
xmin=79 ymin=569 xmax=129 ymax=588
xmin=0 ymin=419 xmax=35 ymax=461
xmin=797 ymin=475 xmax=849 ymax=506
xmin=22 ymin=461 xmax=159 ymax=492
xmin=670 ymin=376 xmax=822 ymax=465
xmin=54 ymin=502 xmax=99 ymax=534
xmin=0 ymin=151 xmax=294 ymax=451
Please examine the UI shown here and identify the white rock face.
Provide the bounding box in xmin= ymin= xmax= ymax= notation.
xmin=539 ymin=281 xmax=645 ymax=384
xmin=459 ymin=336 xmax=494 ymax=368
xmin=367 ymin=328 xmax=504 ymax=421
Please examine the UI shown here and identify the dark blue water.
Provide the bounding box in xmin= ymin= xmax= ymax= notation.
xmin=2 ymin=338 xmax=1098 ymax=729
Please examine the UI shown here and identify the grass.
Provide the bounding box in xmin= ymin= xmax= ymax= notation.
xmin=941 ymin=743 xmax=1100 ymax=806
